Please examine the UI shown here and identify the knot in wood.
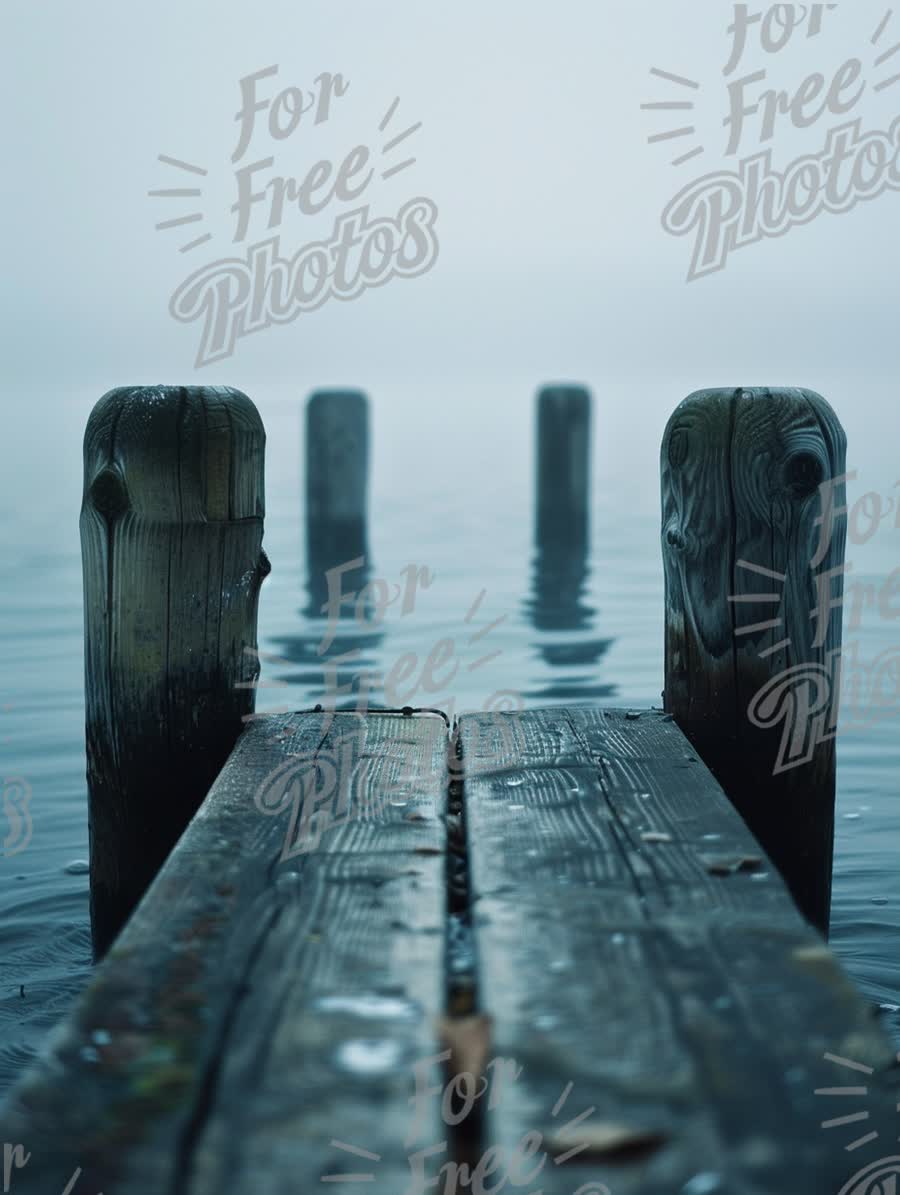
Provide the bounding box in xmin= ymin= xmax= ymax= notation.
xmin=783 ymin=451 xmax=824 ymax=498
xmin=88 ymin=468 xmax=129 ymax=521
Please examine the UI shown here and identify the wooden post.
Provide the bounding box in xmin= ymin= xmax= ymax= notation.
xmin=81 ymin=385 xmax=269 ymax=957
xmin=305 ymin=390 xmax=370 ymax=618
xmin=661 ymin=387 xmax=847 ymax=934
xmin=306 ymin=389 xmax=369 ymax=561
xmin=535 ymin=384 xmax=591 ymax=552
xmin=530 ymin=384 xmax=596 ymax=667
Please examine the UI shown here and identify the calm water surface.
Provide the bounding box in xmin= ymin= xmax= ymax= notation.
xmin=1 ymin=384 xmax=898 ymax=1097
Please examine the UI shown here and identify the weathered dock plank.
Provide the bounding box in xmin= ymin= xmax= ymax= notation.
xmin=2 ymin=711 xmax=450 ymax=1195
xmin=459 ymin=708 xmax=900 ymax=1195
xmin=6 ymin=705 xmax=899 ymax=1195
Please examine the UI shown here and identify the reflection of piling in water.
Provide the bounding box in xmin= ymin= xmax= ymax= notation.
xmin=536 ymin=384 xmax=591 ymax=552
xmin=305 ymin=390 xmax=370 ymax=619
xmin=528 ymin=547 xmax=593 ymax=636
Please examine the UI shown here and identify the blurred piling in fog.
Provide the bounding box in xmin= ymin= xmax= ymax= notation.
xmin=535 ymin=384 xmax=591 ymax=553
xmin=528 ymin=383 xmax=612 ymax=697
xmin=531 ymin=383 xmax=592 ymax=631
xmin=305 ymin=390 xmax=370 ymax=617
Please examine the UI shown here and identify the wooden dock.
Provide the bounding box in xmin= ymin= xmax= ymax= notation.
xmin=4 ymin=382 xmax=897 ymax=1194
xmin=4 ymin=708 xmax=900 ymax=1194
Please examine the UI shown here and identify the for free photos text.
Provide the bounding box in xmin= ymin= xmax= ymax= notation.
xmin=154 ymin=65 xmax=439 ymax=366
xmin=324 ymin=1051 xmax=610 ymax=1195
xmin=744 ymin=471 xmax=900 ymax=773
xmin=647 ymin=4 xmax=900 ymax=278
xmin=251 ymin=558 xmax=524 ymax=858
xmin=252 ymin=557 xmax=517 ymax=724
xmin=3 ymin=1146 xmax=94 ymax=1195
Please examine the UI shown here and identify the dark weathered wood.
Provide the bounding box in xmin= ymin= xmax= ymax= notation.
xmin=1 ymin=712 xmax=450 ymax=1194
xmin=530 ymin=385 xmax=598 ymax=688
xmin=536 ymin=384 xmax=591 ymax=552
xmin=6 ymin=704 xmax=897 ymax=1193
xmin=81 ymin=385 xmax=270 ymax=957
xmin=306 ymin=390 xmax=369 ymax=613
xmin=459 ymin=708 xmax=898 ymax=1195
xmin=661 ymin=387 xmax=846 ymax=932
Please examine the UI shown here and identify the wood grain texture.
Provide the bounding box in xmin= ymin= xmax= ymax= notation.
xmin=1 ymin=711 xmax=450 ymax=1195
xmin=81 ymin=385 xmax=270 ymax=956
xmin=459 ymin=708 xmax=899 ymax=1195
xmin=661 ymin=387 xmax=847 ymax=932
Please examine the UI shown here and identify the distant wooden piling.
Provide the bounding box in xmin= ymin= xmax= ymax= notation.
xmin=661 ymin=387 xmax=847 ymax=933
xmin=536 ymin=384 xmax=591 ymax=551
xmin=306 ymin=389 xmax=369 ymax=565
xmin=81 ymin=385 xmax=268 ymax=957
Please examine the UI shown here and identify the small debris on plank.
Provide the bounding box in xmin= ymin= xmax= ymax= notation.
xmin=791 ymin=944 xmax=832 ymax=964
xmin=546 ymin=1121 xmax=668 ymax=1161
xmin=438 ymin=1014 xmax=493 ymax=1089
xmin=702 ymin=854 xmax=763 ymax=876
xmin=641 ymin=831 xmax=673 ymax=844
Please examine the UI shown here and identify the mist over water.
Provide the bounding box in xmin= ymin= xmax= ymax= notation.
xmin=3 ymin=0 xmax=900 ymax=1102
